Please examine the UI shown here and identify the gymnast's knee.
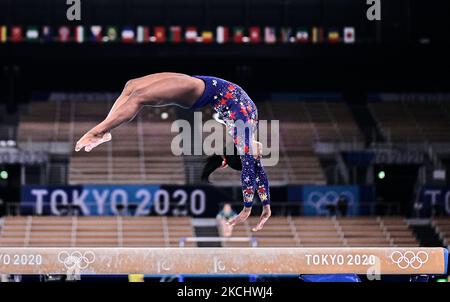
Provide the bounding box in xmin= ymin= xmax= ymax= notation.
xmin=257 ymin=186 xmax=271 ymax=206
xmin=129 ymin=88 xmax=154 ymax=106
xmin=242 ymin=188 xmax=255 ymax=208
xmin=124 ymin=79 xmax=138 ymax=95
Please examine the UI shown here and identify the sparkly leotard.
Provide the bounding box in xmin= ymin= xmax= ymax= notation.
xmin=192 ymin=75 xmax=270 ymax=207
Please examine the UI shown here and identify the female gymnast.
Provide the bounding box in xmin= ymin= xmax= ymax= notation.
xmin=75 ymin=72 xmax=271 ymax=231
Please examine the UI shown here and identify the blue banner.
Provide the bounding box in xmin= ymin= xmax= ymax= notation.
xmin=22 ymin=185 xmax=371 ymax=217
xmin=301 ymin=185 xmax=360 ymax=216
xmin=21 ymin=185 xmax=232 ymax=217
xmin=419 ymin=187 xmax=450 ymax=216
xmin=22 ymin=185 xmax=160 ymax=216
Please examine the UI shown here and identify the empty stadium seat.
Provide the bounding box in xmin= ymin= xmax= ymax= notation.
xmin=0 ymin=216 xmax=194 ymax=247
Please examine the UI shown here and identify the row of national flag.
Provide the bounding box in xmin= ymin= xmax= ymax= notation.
xmin=0 ymin=25 xmax=355 ymax=44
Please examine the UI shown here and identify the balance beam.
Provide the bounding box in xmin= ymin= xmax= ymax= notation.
xmin=0 ymin=247 xmax=447 ymax=275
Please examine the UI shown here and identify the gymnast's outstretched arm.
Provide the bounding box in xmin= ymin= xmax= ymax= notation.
xmin=75 ymin=73 xmax=204 ymax=152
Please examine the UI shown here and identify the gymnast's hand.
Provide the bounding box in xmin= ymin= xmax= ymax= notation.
xmin=75 ymin=130 xmax=112 ymax=152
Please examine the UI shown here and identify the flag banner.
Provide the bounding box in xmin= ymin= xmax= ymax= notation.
xmin=264 ymin=26 xmax=276 ymax=44
xmin=280 ymin=27 xmax=293 ymax=43
xmin=26 ymin=26 xmax=39 ymax=42
xmin=185 ymin=26 xmax=198 ymax=43
xmin=75 ymin=26 xmax=84 ymax=43
xmin=328 ymin=29 xmax=340 ymax=43
xmin=105 ymin=26 xmax=118 ymax=42
xmin=11 ymin=26 xmax=23 ymax=42
xmin=0 ymin=26 xmax=7 ymax=43
xmin=296 ymin=28 xmax=309 ymax=43
xmin=233 ymin=27 xmax=244 ymax=43
xmin=42 ymin=26 xmax=53 ymax=42
xmin=312 ymin=27 xmax=319 ymax=43
xmin=216 ymin=26 xmax=229 ymax=44
xmin=144 ymin=26 xmax=150 ymax=42
xmin=249 ymin=26 xmax=261 ymax=43
xmin=58 ymin=26 xmax=71 ymax=42
xmin=136 ymin=26 xmax=144 ymax=43
xmin=169 ymin=26 xmax=182 ymax=43
xmin=201 ymin=30 xmax=213 ymax=43
xmin=154 ymin=26 xmax=166 ymax=43
xmin=121 ymin=27 xmax=135 ymax=43
xmin=1 ymin=25 xmax=358 ymax=45
xmin=344 ymin=27 xmax=355 ymax=44
xmin=136 ymin=26 xmax=150 ymax=43
xmin=90 ymin=25 xmax=103 ymax=42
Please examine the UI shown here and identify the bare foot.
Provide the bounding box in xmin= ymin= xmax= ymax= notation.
xmin=75 ymin=131 xmax=112 ymax=152
xmin=227 ymin=207 xmax=252 ymax=227
xmin=252 ymin=205 xmax=271 ymax=232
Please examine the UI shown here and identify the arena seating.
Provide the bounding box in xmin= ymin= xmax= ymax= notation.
xmin=338 ymin=217 xmax=418 ymax=247
xmin=0 ymin=216 xmax=195 ymax=247
xmin=369 ymin=101 xmax=450 ymax=143
xmin=433 ymin=218 xmax=450 ymax=247
xmin=209 ymin=101 xmax=364 ymax=185
xmin=17 ymin=99 xmax=364 ymax=186
xmin=18 ymin=101 xmax=186 ymax=185
xmin=223 ymin=216 xmax=419 ymax=247
xmin=269 ymin=101 xmax=363 ymax=184
xmin=0 ymin=216 xmax=419 ymax=248
xmin=268 ymin=101 xmax=363 ymax=143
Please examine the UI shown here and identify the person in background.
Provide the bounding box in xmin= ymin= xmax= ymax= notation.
xmin=217 ymin=203 xmax=237 ymax=237
xmin=325 ymin=202 xmax=337 ymax=217
xmin=337 ymin=194 xmax=348 ymax=217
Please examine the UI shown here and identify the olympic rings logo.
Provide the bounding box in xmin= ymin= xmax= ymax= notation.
xmin=305 ymin=190 xmax=355 ymax=215
xmin=389 ymin=251 xmax=429 ymax=269
xmin=57 ymin=251 xmax=96 ymax=271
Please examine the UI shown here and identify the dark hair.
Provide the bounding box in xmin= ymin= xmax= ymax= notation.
xmin=201 ymin=145 xmax=242 ymax=183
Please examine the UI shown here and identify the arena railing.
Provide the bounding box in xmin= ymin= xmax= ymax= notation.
xmin=4 ymin=201 xmax=403 ymax=217
xmin=221 ymin=202 xmax=402 ymax=217
xmin=5 ymin=202 xmax=207 ymax=216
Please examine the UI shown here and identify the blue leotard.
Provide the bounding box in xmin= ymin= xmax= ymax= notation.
xmin=191 ymin=75 xmax=270 ymax=207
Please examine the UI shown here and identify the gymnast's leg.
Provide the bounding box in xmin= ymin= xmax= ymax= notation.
xmin=90 ymin=73 xmax=185 ymax=146
xmin=227 ymin=153 xmax=256 ymax=227
xmin=253 ymin=158 xmax=271 ymax=231
xmin=106 ymin=72 xmax=185 ymax=119
xmin=228 ymin=155 xmax=271 ymax=231
xmin=75 ymin=73 xmax=204 ymax=152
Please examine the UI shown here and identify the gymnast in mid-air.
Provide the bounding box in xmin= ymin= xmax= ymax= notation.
xmin=75 ymin=73 xmax=271 ymax=231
